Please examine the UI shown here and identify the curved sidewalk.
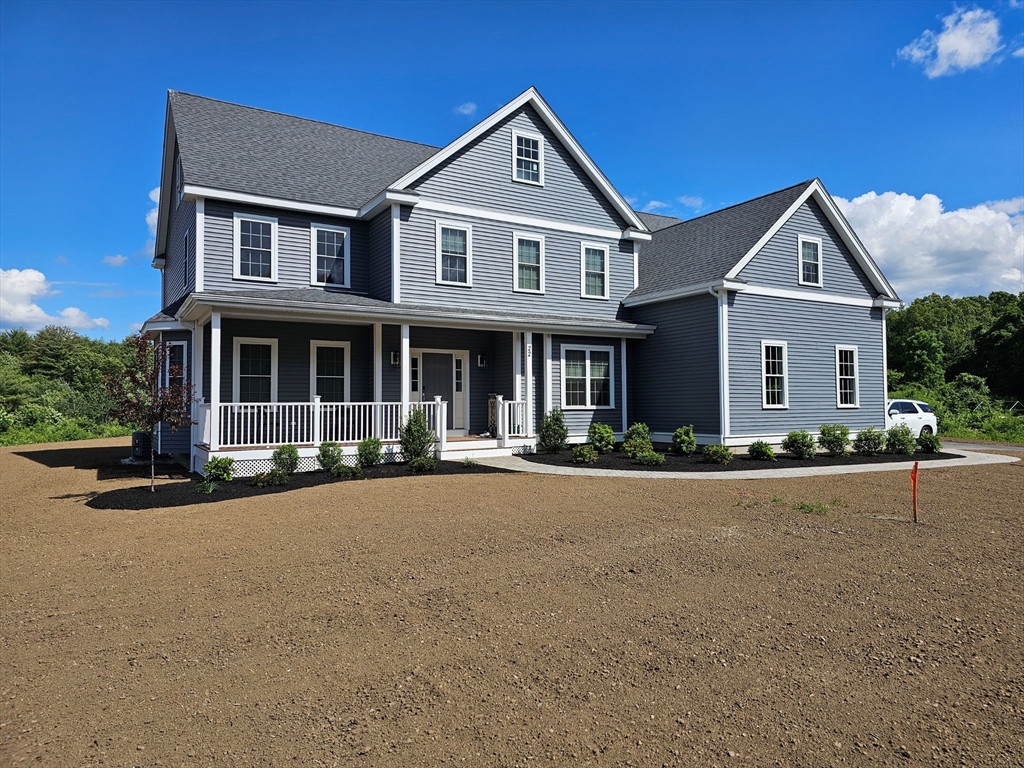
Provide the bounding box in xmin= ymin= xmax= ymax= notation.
xmin=478 ymin=448 xmax=1020 ymax=480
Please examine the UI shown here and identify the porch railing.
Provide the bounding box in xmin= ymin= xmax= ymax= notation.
xmin=493 ymin=395 xmax=529 ymax=444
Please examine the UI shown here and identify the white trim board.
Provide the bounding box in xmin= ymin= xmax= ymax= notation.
xmin=184 ymin=184 xmax=360 ymax=219
xmin=415 ymin=199 xmax=631 ymax=241
xmin=308 ymin=340 xmax=352 ymax=402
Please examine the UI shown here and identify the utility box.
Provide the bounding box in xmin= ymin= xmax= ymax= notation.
xmin=131 ymin=431 xmax=152 ymax=460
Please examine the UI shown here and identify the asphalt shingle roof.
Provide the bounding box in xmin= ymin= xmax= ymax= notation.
xmin=170 ymin=92 xmax=441 ymax=209
xmin=634 ymin=211 xmax=683 ymax=232
xmin=630 ymin=180 xmax=814 ymax=301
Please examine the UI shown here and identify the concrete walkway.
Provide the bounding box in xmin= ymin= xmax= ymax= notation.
xmin=478 ymin=448 xmax=1020 ymax=481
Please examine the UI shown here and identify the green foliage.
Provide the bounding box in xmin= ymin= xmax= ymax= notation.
xmin=14 ymin=403 xmax=63 ymax=428
xmin=195 ymin=478 xmax=219 ymax=494
xmin=462 ymin=458 xmax=480 ymax=467
xmin=272 ymin=444 xmax=300 ymax=474
xmin=203 ymin=456 xmax=235 ymax=482
xmin=0 ymin=419 xmax=132 ymax=447
xmin=817 ymin=423 xmax=850 ymax=456
xmin=251 ymin=468 xmax=289 ymax=487
xmin=885 ymin=424 xmax=916 ymax=455
xmin=794 ymin=500 xmax=829 ymax=515
xmin=747 ymin=440 xmax=776 ymax=461
xmin=0 ymin=408 xmax=13 ymax=433
xmin=916 ymin=432 xmax=943 ymax=454
xmin=571 ymin=444 xmax=599 ymax=464
xmin=331 ymin=463 xmax=363 ymax=479
xmin=409 ymin=455 xmax=438 ymax=472
xmin=852 ymin=426 xmax=885 ymax=456
xmin=621 ymin=423 xmax=654 ymax=459
xmin=357 ymin=437 xmax=384 ymax=467
xmin=587 ymin=422 xmax=616 ymax=453
xmin=781 ymin=430 xmax=816 ymax=459
xmin=400 ymin=408 xmax=436 ymax=461
xmin=623 ymin=422 xmax=652 ymax=443
xmin=702 ymin=444 xmax=734 ymax=464
xmin=671 ymin=425 xmax=697 ymax=455
xmin=317 ymin=441 xmax=344 ymax=473
xmin=538 ymin=408 xmax=569 ymax=453
xmin=636 ymin=450 xmax=665 ymax=466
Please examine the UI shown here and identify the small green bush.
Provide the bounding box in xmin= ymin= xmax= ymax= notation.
xmin=251 ymin=468 xmax=289 ymax=487
xmin=885 ymin=424 xmax=916 ymax=455
xmin=331 ymin=463 xmax=363 ymax=480
xmin=702 ymin=444 xmax=734 ymax=464
xmin=203 ymin=456 xmax=235 ymax=482
xmin=462 ymin=458 xmax=480 ymax=467
xmin=916 ymin=432 xmax=943 ymax=454
xmin=538 ymin=408 xmax=569 ymax=453
xmin=571 ymin=444 xmax=599 ymax=464
xmin=781 ymin=430 xmax=816 ymax=459
xmin=357 ymin=437 xmax=384 ymax=467
xmin=0 ymin=408 xmax=14 ymax=433
xmin=622 ymin=437 xmax=652 ymax=459
xmin=272 ymin=444 xmax=300 ymax=474
xmin=671 ymin=425 xmax=697 ymax=455
xmin=587 ymin=422 xmax=616 ymax=453
xmin=817 ymin=424 xmax=850 ymax=457
xmin=794 ymin=500 xmax=828 ymax=515
xmin=853 ymin=426 xmax=885 ymax=456
xmin=409 ymin=455 xmax=438 ymax=472
xmin=623 ymin=422 xmax=652 ymax=443
xmin=195 ymin=478 xmax=218 ymax=494
xmin=400 ymin=408 xmax=436 ymax=461
xmin=317 ymin=441 xmax=343 ymax=473
xmin=747 ymin=440 xmax=776 ymax=461
xmin=636 ymin=450 xmax=665 ymax=466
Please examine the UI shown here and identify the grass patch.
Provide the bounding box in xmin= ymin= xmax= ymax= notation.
xmin=794 ymin=500 xmax=829 ymax=516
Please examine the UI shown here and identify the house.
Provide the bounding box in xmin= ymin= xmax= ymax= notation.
xmin=142 ymin=87 xmax=900 ymax=474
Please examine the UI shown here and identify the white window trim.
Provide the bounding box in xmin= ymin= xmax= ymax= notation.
xmin=560 ymin=344 xmax=616 ymax=410
xmin=232 ymin=337 xmax=279 ymax=402
xmin=435 ymin=220 xmax=473 ymax=287
xmin=580 ymin=242 xmax=610 ymax=300
xmin=174 ymin=154 xmax=184 ymax=208
xmin=309 ymin=340 xmax=352 ymax=401
xmin=511 ymin=129 xmax=544 ymax=187
xmin=309 ymin=222 xmax=351 ymax=288
xmin=835 ymin=345 xmax=860 ymax=409
xmin=232 ymin=212 xmax=278 ymax=283
xmin=163 ymin=340 xmax=187 ymax=388
xmin=761 ymin=340 xmax=789 ymax=410
xmin=512 ymin=231 xmax=545 ymax=294
xmin=182 ymin=230 xmax=189 ymax=292
xmin=797 ymin=234 xmax=823 ymax=288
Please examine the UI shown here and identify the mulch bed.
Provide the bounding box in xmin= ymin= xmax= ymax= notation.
xmin=521 ymin=448 xmax=959 ymax=472
xmin=86 ymin=460 xmax=512 ymax=510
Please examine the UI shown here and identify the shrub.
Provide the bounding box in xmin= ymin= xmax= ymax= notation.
xmin=671 ymin=425 xmax=697 ymax=455
xmin=636 ymin=450 xmax=665 ymax=466
xmin=195 ymin=478 xmax=218 ymax=494
xmin=587 ymin=422 xmax=616 ymax=453
xmin=357 ymin=437 xmax=384 ymax=467
xmin=885 ymin=424 xmax=916 ymax=455
xmin=15 ymin=403 xmax=63 ymax=428
xmin=203 ymin=456 xmax=235 ymax=482
xmin=409 ymin=455 xmax=438 ymax=472
xmin=747 ymin=440 xmax=776 ymax=461
xmin=331 ymin=463 xmax=363 ymax=480
xmin=400 ymin=408 xmax=436 ymax=461
xmin=702 ymin=444 xmax=734 ymax=464
xmin=571 ymin=444 xmax=599 ymax=464
xmin=0 ymin=408 xmax=13 ymax=433
xmin=621 ymin=437 xmax=651 ymax=459
xmin=538 ymin=409 xmax=569 ymax=453
xmin=623 ymin=422 xmax=652 ymax=443
xmin=781 ymin=430 xmax=816 ymax=459
xmin=272 ymin=444 xmax=300 ymax=475
xmin=817 ymin=423 xmax=850 ymax=457
xmin=317 ymin=441 xmax=343 ymax=473
xmin=251 ymin=468 xmax=288 ymax=487
xmin=917 ymin=432 xmax=943 ymax=454
xmin=853 ymin=426 xmax=885 ymax=456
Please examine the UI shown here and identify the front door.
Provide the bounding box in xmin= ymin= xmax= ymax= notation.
xmin=421 ymin=353 xmax=455 ymax=429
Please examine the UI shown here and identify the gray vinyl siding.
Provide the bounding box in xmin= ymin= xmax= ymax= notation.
xmin=550 ymin=335 xmax=623 ymax=436
xmin=727 ymin=293 xmax=886 ymax=437
xmin=381 ymin=324 xmax=401 ymax=403
xmin=737 ymin=199 xmax=877 ymax=298
xmin=411 ymin=106 xmax=627 ymax=231
xmin=367 ymin=208 xmax=392 ymax=300
xmin=202 ymin=201 xmax=369 ymax=294
xmin=409 ymin=327 xmax=497 ymax=433
xmin=399 ymin=205 xmax=631 ymax=319
xmin=162 ymin=198 xmax=196 ymax=308
xmin=630 ymin=294 xmax=720 ymax=436
xmin=158 ymin=329 xmax=192 ymax=455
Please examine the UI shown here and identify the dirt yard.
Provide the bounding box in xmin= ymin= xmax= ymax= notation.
xmin=2 ymin=439 xmax=1022 ymax=767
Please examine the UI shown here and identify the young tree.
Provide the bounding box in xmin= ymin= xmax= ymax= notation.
xmin=105 ymin=332 xmax=194 ymax=492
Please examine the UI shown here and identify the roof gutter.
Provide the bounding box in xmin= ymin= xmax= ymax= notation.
xmin=623 ymin=279 xmax=748 ymax=307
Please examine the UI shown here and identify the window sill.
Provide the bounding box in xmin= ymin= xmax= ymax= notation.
xmin=311 ymin=281 xmax=351 ymax=289
xmin=837 ymin=404 xmax=860 ymax=409
xmin=797 ymin=281 xmax=823 ymax=289
xmin=761 ymin=404 xmax=789 ymax=410
xmin=512 ymin=178 xmax=544 ymax=187
xmin=513 ymin=288 xmax=545 ymax=295
xmin=233 ymin=275 xmax=278 ymax=284
xmin=580 ymin=294 xmax=610 ymax=301
xmin=436 ymin=280 xmax=473 ymax=288
xmin=562 ymin=405 xmax=615 ymax=411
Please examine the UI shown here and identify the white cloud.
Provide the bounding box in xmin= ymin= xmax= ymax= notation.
xmin=454 ymin=102 xmax=477 ymax=116
xmin=625 ymin=195 xmax=638 ymax=205
xmin=128 ymin=321 xmax=143 ymax=332
xmin=642 ymin=200 xmax=669 ymax=212
xmin=677 ymin=195 xmax=704 ymax=210
xmin=54 ymin=255 xmax=67 ymax=264
xmin=1013 ymin=46 xmax=1024 ymax=58
xmin=0 ymin=268 xmax=109 ymax=330
xmin=146 ymin=186 xmax=159 ymax=237
xmin=102 ymin=254 xmax=128 ymax=267
xmin=834 ymin=191 xmax=1024 ymax=299
xmin=898 ymin=8 xmax=1004 ymax=77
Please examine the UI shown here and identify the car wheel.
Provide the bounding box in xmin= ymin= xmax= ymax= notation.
xmin=920 ymin=425 xmax=933 ymax=435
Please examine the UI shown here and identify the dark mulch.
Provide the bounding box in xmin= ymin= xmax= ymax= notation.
xmin=85 ymin=460 xmax=512 ymax=510
xmin=521 ymin=448 xmax=959 ymax=472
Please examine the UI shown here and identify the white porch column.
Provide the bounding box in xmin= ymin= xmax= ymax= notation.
xmin=620 ymin=338 xmax=628 ymax=435
xmin=209 ymin=312 xmax=221 ymax=451
xmin=193 ymin=319 xmax=204 ymax=469
xmin=434 ymin=395 xmax=447 ymax=452
xmin=400 ymin=323 xmax=411 ymax=419
xmin=524 ymin=331 xmax=534 ymax=437
xmin=495 ymin=394 xmax=506 ymax=447
xmin=373 ymin=322 xmax=383 ymax=437
xmin=543 ymin=333 xmax=552 ymax=415
xmin=513 ymin=332 xmax=522 ymax=402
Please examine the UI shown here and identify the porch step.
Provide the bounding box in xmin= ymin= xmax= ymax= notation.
xmin=443 ymin=438 xmax=500 ymax=451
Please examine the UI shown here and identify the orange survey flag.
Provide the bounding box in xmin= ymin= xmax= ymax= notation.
xmin=910 ymin=461 xmax=919 ymax=490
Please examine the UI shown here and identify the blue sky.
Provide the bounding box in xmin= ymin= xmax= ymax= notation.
xmin=1 ymin=0 xmax=1022 ymax=339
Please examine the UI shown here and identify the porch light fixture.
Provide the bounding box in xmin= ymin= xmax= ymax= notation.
xmin=477 ymin=354 xmax=488 ymax=369
xmin=390 ymin=351 xmax=400 ymax=368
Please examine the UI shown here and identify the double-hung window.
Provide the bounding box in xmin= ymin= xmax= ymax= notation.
xmin=233 ymin=213 xmax=277 ymax=282
xmin=798 ymin=235 xmax=822 ymax=287
xmin=562 ymin=346 xmax=614 ymax=409
xmin=761 ymin=341 xmax=788 ymax=409
xmin=513 ymin=233 xmax=544 ymax=293
xmin=233 ymin=338 xmax=278 ymax=403
xmin=512 ymin=130 xmax=543 ymax=185
xmin=310 ymin=223 xmax=350 ymax=287
xmin=164 ymin=341 xmax=186 ymax=390
xmin=836 ymin=345 xmax=859 ymax=408
xmin=436 ymin=221 xmax=471 ymax=286
xmin=581 ymin=243 xmax=609 ymax=299
xmin=310 ymin=341 xmax=350 ymax=402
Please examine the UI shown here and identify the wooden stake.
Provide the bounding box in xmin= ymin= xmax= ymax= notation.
xmin=911 ymin=461 xmax=919 ymax=524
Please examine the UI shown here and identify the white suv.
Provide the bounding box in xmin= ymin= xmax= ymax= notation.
xmin=886 ymin=399 xmax=938 ymax=437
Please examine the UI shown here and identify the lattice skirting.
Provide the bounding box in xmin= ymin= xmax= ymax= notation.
xmin=228 ymin=451 xmax=403 ymax=478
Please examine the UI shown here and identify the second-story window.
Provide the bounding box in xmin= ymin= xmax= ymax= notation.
xmin=310 ymin=224 xmax=350 ymax=287
xmin=436 ymin=222 xmax=472 ymax=286
xmin=512 ymin=130 xmax=543 ymax=185
xmin=581 ymin=243 xmax=609 ymax=299
xmin=233 ymin=213 xmax=278 ymax=282
xmin=514 ymin=234 xmax=544 ymax=293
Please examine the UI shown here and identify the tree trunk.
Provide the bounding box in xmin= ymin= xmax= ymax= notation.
xmin=150 ymin=425 xmax=156 ymax=493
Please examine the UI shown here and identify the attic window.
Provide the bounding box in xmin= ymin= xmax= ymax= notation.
xmin=798 ymin=235 xmax=823 ymax=287
xmin=512 ymin=130 xmax=543 ymax=185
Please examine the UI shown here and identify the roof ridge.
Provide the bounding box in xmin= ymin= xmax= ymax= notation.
xmin=169 ymin=90 xmax=442 ymax=151
xmin=655 ymin=179 xmax=816 ymax=232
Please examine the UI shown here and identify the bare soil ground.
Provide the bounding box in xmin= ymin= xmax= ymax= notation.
xmin=2 ymin=438 xmax=1022 ymax=767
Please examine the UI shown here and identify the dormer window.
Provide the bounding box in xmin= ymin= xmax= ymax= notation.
xmin=512 ymin=130 xmax=543 ymax=185
xmin=798 ymin=235 xmax=823 ymax=287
